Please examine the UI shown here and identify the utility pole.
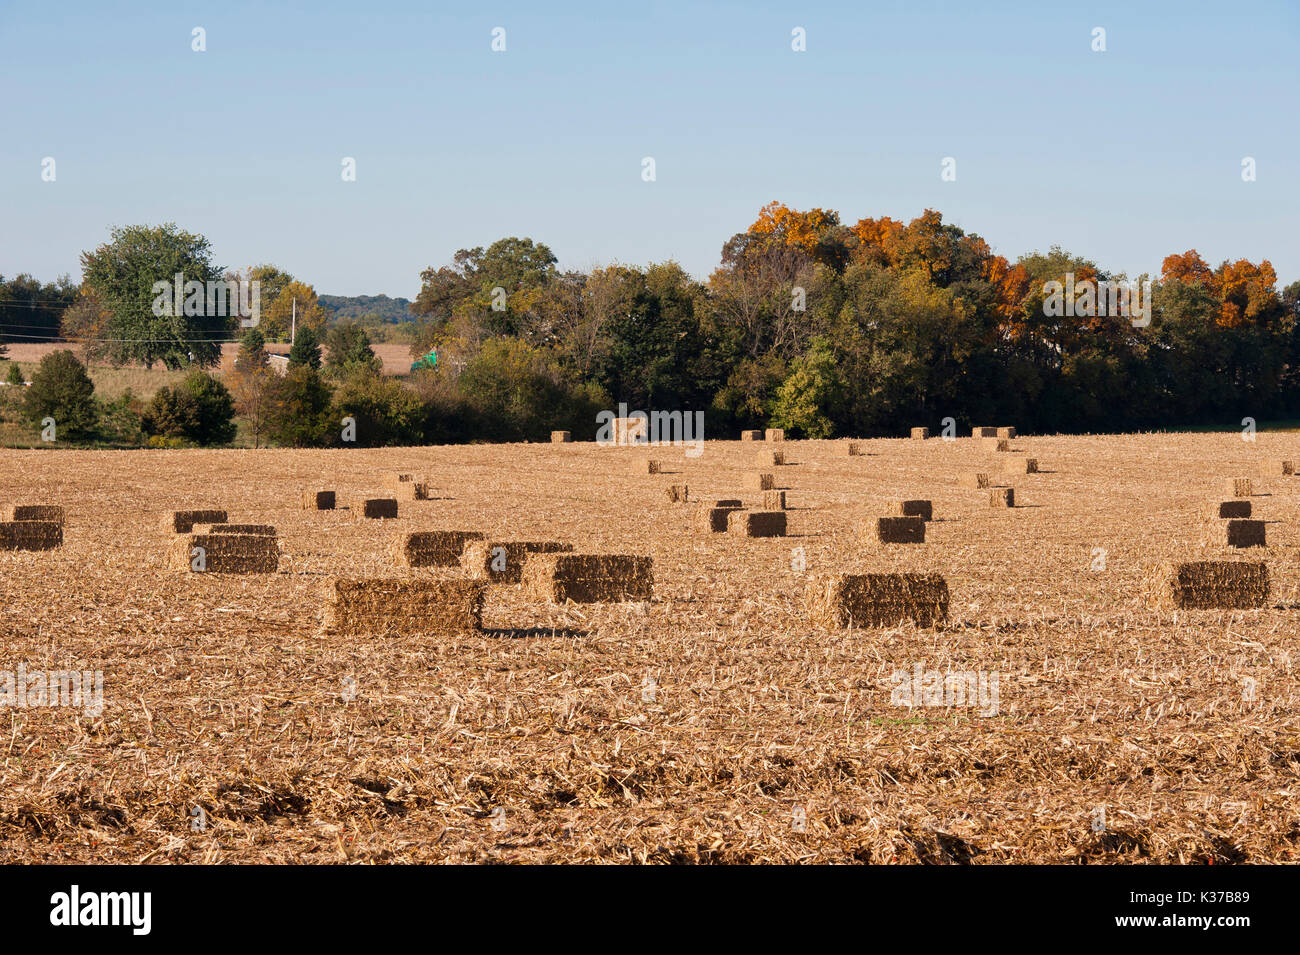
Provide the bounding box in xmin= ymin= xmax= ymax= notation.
xmin=291 ymin=297 xmax=296 ymax=345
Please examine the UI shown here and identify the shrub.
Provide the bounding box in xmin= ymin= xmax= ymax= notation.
xmin=331 ymin=367 xmax=423 ymax=446
xmin=141 ymin=370 xmax=236 ymax=446
xmin=22 ymin=350 xmax=97 ymax=436
xmin=266 ymin=364 xmax=335 ymax=447
xmin=325 ymin=322 xmax=382 ymax=378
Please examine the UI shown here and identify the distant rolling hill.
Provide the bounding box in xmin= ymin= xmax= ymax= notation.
xmin=318 ymin=294 xmax=415 ymax=324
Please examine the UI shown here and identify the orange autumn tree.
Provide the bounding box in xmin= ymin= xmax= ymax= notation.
xmin=748 ymin=201 xmax=841 ymax=253
xmin=1160 ymin=250 xmax=1281 ymax=328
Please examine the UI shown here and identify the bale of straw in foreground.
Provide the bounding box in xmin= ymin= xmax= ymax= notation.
xmin=891 ymin=500 xmax=933 ymax=521
xmin=665 ymin=484 xmax=689 ymax=503
xmin=550 ymin=431 xmax=572 ymax=443
xmin=1208 ymin=500 xmax=1251 ymax=519
xmin=997 ymin=427 xmax=1016 ymax=439
xmin=1225 ymin=478 xmax=1253 ymax=498
xmin=727 ymin=510 xmax=787 ymax=537
xmin=462 ymin=540 xmax=574 ymax=583
xmin=0 ymin=505 xmax=64 ymax=524
xmin=972 ymin=427 xmax=998 ymax=438
xmin=0 ymin=521 xmax=62 ymax=551
xmin=807 ymin=573 xmax=949 ymax=628
xmin=393 ymin=530 xmax=486 ymax=567
xmin=1224 ymin=519 xmax=1266 ymax=548
xmin=739 ymin=430 xmax=762 ymax=441
xmin=1260 ymin=458 xmax=1294 ymax=476
xmin=910 ymin=427 xmax=929 ymax=440
xmin=524 ymin=554 xmax=654 ymax=603
xmin=763 ymin=490 xmax=787 ymax=510
xmin=193 ymin=523 xmax=276 ymax=536
xmin=163 ymin=510 xmax=227 ymax=533
xmin=990 ymin=488 xmax=1015 ymax=507
xmin=764 ymin=428 xmax=785 ymax=442
xmin=960 ymin=472 xmax=990 ymax=489
xmin=322 ymin=577 xmax=485 ymax=634
xmin=744 ymin=472 xmax=775 ymax=491
xmin=875 ymin=516 xmax=926 ymax=543
xmin=1003 ymin=456 xmax=1038 ymax=474
xmin=697 ymin=504 xmax=744 ymax=532
xmin=300 ymin=489 xmax=336 ymax=510
xmin=1149 ymin=561 xmax=1269 ymax=610
xmin=169 ymin=533 xmax=279 ymax=574
xmin=359 ymin=498 xmax=398 ymax=519
xmin=756 ymin=448 xmax=785 ymax=466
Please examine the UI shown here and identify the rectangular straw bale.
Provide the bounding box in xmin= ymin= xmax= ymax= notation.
xmin=1225 ymin=478 xmax=1252 ymax=498
xmin=764 ymin=428 xmax=785 ymax=442
xmin=1260 ymin=458 xmax=1294 ymax=476
xmin=756 ymin=448 xmax=785 ymax=466
xmin=990 ymin=488 xmax=1015 ymax=507
xmin=972 ymin=427 xmax=998 ymax=438
xmin=385 ymin=478 xmax=433 ymax=501
xmin=0 ymin=505 xmax=64 ymax=524
xmin=550 ymin=431 xmax=572 ymax=443
xmin=762 ymin=490 xmax=787 ymax=510
xmin=714 ymin=499 xmax=744 ymax=508
xmin=1004 ymin=456 xmax=1038 ymax=474
xmin=631 ymin=459 xmax=663 ymax=475
xmin=393 ymin=530 xmax=486 ymax=567
xmin=739 ymin=430 xmax=763 ymax=441
xmin=744 ymin=472 xmax=775 ymax=491
xmin=910 ymin=427 xmax=929 ymax=440
xmin=0 ymin=521 xmax=62 ymax=551
xmin=996 ymin=427 xmax=1016 ymax=439
xmin=727 ymin=510 xmax=787 ymax=537
xmin=1209 ymin=500 xmax=1251 ymax=519
xmin=300 ymin=489 xmax=336 ymax=510
xmin=960 ymin=472 xmax=990 ymax=489
xmin=462 ymin=540 xmax=574 ymax=583
xmin=982 ymin=437 xmax=1010 ymax=452
xmin=697 ymin=505 xmax=743 ymax=533
xmin=193 ymin=523 xmax=276 ymax=536
xmin=1225 ymin=519 xmax=1266 ymax=548
xmin=613 ymin=417 xmax=647 ymax=445
xmin=322 ymin=577 xmax=485 ymax=634
xmin=163 ymin=509 xmax=227 ymax=533
xmin=875 ymin=516 xmax=925 ymax=543
xmin=807 ymin=573 xmax=949 ymax=628
xmin=665 ymin=484 xmax=689 ymax=503
xmin=1151 ymin=561 xmax=1269 ymax=610
xmin=846 ymin=442 xmax=864 ymax=455
xmin=524 ymin=554 xmax=654 ymax=603
xmin=891 ymin=500 xmax=933 ymax=521
xmin=169 ymin=533 xmax=279 ymax=574
xmin=359 ymin=498 xmax=398 ymax=519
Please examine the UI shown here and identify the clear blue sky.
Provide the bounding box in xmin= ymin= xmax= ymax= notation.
xmin=2 ymin=0 xmax=1296 ymax=298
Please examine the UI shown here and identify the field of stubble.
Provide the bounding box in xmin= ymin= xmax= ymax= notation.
xmin=1 ymin=432 xmax=1299 ymax=864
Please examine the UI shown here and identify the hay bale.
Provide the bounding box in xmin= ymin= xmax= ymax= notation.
xmin=972 ymin=427 xmax=998 ymax=438
xmin=1225 ymin=478 xmax=1253 ymax=498
xmin=762 ymin=490 xmax=786 ymax=510
xmin=193 ymin=523 xmax=276 ymax=536
xmin=462 ymin=540 xmax=574 ymax=583
xmin=359 ymin=498 xmax=399 ymax=519
xmin=713 ymin=499 xmax=744 ymax=508
xmin=0 ymin=521 xmax=62 ymax=551
xmin=169 ymin=533 xmax=278 ymax=574
xmin=990 ymin=488 xmax=1015 ymax=508
xmin=727 ymin=510 xmax=787 ymax=537
xmin=960 ymin=472 xmax=990 ymax=489
xmin=697 ymin=505 xmax=743 ymax=533
xmin=739 ymin=430 xmax=762 ymax=441
xmin=393 ymin=530 xmax=486 ymax=567
xmin=631 ymin=459 xmax=663 ymax=475
xmin=163 ymin=510 xmax=227 ymax=534
xmin=524 ymin=554 xmax=654 ymax=603
xmin=383 ymin=475 xmax=433 ymax=500
xmin=756 ymin=448 xmax=785 ymax=466
xmin=846 ymin=442 xmax=864 ymax=456
xmin=0 ymin=505 xmax=64 ymax=524
xmin=1004 ymin=456 xmax=1038 ymax=474
xmin=875 ymin=516 xmax=925 ymax=543
xmin=764 ymin=428 xmax=785 ymax=442
xmin=807 ymin=573 xmax=949 ymax=628
xmin=1151 ymin=561 xmax=1269 ymax=610
xmin=910 ymin=427 xmax=929 ymax=440
xmin=1260 ymin=458 xmax=1294 ymax=476
xmin=551 ymin=430 xmax=572 ymax=443
xmin=1225 ymin=519 xmax=1266 ymax=548
xmin=891 ymin=500 xmax=933 ymax=521
xmin=613 ymin=417 xmax=647 ymax=445
xmin=743 ymin=472 xmax=775 ymax=491
xmin=1209 ymin=500 xmax=1252 ymax=519
xmin=300 ymin=489 xmax=336 ymax=510
xmin=996 ymin=427 xmax=1016 ymax=439
xmin=322 ymin=577 xmax=485 ymax=634
xmin=982 ymin=437 xmax=1010 ymax=452
xmin=665 ymin=484 xmax=689 ymax=503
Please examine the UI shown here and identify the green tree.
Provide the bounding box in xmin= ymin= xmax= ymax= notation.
xmin=770 ymin=337 xmax=842 ymax=437
xmin=332 ymin=367 xmax=424 ymax=445
xmin=79 ymin=223 xmax=228 ymax=369
xmin=325 ymin=322 xmax=381 ymax=377
xmin=22 ymin=350 xmax=97 ymax=436
xmin=141 ymin=370 xmax=236 ymax=446
xmin=288 ymin=325 xmax=323 ymax=369
xmin=266 ymin=365 xmax=335 ymax=447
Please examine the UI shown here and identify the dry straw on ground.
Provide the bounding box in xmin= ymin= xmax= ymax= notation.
xmin=322 ymin=577 xmax=486 ymax=634
xmin=461 ymin=540 xmax=573 ymax=583
xmin=523 ymin=553 xmax=653 ymax=603
xmin=807 ymin=573 xmax=949 ymax=628
xmin=0 ymin=520 xmax=62 ymax=551
xmin=393 ymin=530 xmax=486 ymax=567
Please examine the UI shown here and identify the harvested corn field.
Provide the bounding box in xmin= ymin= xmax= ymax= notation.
xmin=2 ymin=432 xmax=1300 ymax=864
